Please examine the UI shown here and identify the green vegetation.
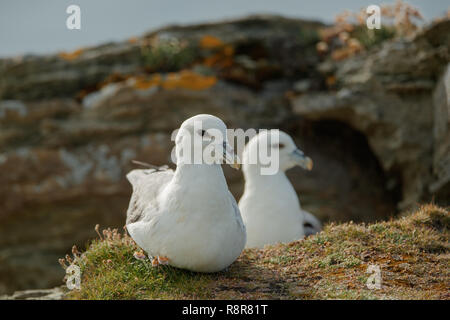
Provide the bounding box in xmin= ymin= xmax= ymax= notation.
xmin=141 ymin=38 xmax=199 ymax=72
xmin=352 ymin=26 xmax=396 ymax=50
xmin=63 ymin=204 xmax=449 ymax=300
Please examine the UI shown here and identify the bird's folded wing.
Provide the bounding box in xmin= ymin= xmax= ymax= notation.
xmin=126 ymin=167 xmax=174 ymax=225
xmin=229 ymin=191 xmax=245 ymax=231
xmin=302 ymin=210 xmax=322 ymax=235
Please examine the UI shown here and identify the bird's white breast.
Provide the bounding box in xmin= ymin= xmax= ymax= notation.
xmin=129 ymin=164 xmax=246 ymax=272
xmin=240 ymin=172 xmax=305 ymax=248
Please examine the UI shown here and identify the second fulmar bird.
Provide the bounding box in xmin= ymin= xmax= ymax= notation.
xmin=125 ymin=114 xmax=246 ymax=272
xmin=239 ymin=130 xmax=321 ymax=248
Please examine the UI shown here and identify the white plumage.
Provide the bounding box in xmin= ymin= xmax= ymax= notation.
xmin=126 ymin=114 xmax=246 ymax=272
xmin=239 ymin=130 xmax=321 ymax=248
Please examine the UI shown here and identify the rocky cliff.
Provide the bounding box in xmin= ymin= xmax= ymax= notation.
xmin=0 ymin=15 xmax=448 ymax=294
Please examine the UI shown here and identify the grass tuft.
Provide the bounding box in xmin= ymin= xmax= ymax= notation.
xmin=62 ymin=204 xmax=449 ymax=300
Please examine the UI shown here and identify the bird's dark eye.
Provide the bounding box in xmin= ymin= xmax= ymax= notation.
xmin=272 ymin=143 xmax=285 ymax=149
xmin=201 ymin=130 xmax=206 ymax=137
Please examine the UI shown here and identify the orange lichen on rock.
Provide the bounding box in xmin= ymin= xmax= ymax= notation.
xmin=58 ymin=48 xmax=84 ymax=61
xmin=76 ymin=89 xmax=90 ymax=101
xmin=162 ymin=70 xmax=217 ymax=90
xmin=203 ymin=45 xmax=235 ymax=69
xmin=326 ymin=75 xmax=337 ymax=87
xmin=99 ymin=73 xmax=132 ymax=88
xmin=198 ymin=34 xmax=235 ymax=70
xmin=128 ymin=37 xmax=139 ymax=44
xmin=161 ymin=73 xmax=180 ymax=90
xmin=129 ymin=71 xmax=217 ymax=91
xmin=200 ymin=35 xmax=224 ymax=49
xmin=133 ymin=74 xmax=162 ymax=90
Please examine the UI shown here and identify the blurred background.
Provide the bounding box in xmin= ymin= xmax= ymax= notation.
xmin=0 ymin=1 xmax=448 ymax=294
xmin=1 ymin=0 xmax=447 ymax=57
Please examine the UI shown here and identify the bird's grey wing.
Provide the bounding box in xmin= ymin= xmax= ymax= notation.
xmin=125 ymin=167 xmax=174 ymax=225
xmin=229 ymin=191 xmax=246 ymax=232
xmin=303 ymin=210 xmax=322 ymax=236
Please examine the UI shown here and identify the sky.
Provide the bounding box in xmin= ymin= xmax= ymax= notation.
xmin=0 ymin=0 xmax=448 ymax=57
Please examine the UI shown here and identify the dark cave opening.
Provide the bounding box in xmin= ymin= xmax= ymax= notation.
xmin=283 ymin=117 xmax=402 ymax=223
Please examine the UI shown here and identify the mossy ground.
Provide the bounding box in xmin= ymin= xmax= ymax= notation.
xmin=64 ymin=204 xmax=449 ymax=300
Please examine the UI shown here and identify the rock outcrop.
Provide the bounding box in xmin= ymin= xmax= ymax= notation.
xmin=291 ymin=24 xmax=450 ymax=209
xmin=0 ymin=15 xmax=448 ymax=295
xmin=0 ymin=287 xmax=66 ymax=300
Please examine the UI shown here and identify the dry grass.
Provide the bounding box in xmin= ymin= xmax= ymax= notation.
xmin=62 ymin=204 xmax=449 ymax=300
xmin=316 ymin=0 xmax=424 ymax=61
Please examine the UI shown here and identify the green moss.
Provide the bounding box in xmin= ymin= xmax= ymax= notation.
xmin=297 ymin=27 xmax=320 ymax=46
xmin=141 ymin=39 xmax=199 ymax=72
xmin=352 ymin=25 xmax=396 ymax=49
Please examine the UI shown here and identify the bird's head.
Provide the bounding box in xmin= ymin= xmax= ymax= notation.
xmin=243 ymin=130 xmax=312 ymax=173
xmin=175 ymin=114 xmax=240 ymax=169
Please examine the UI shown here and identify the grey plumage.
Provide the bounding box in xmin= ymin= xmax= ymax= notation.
xmin=125 ymin=167 xmax=173 ymax=225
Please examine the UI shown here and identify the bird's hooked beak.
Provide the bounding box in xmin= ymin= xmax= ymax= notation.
xmin=223 ymin=141 xmax=240 ymax=170
xmin=290 ymin=149 xmax=313 ymax=171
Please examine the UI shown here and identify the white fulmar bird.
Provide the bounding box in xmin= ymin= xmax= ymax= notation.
xmin=239 ymin=130 xmax=321 ymax=248
xmin=125 ymin=114 xmax=246 ymax=272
